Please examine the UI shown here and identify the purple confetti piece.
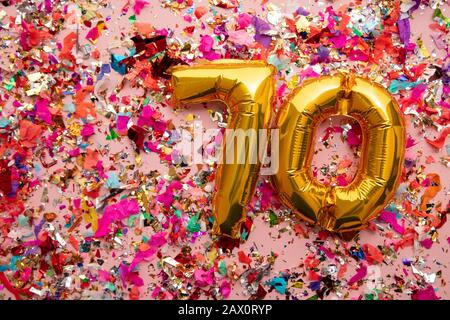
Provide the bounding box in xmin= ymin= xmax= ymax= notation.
xmin=398 ymin=18 xmax=411 ymax=44
xmin=252 ymin=16 xmax=272 ymax=48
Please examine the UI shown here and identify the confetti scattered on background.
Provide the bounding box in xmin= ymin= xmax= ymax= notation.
xmin=0 ymin=0 xmax=449 ymax=300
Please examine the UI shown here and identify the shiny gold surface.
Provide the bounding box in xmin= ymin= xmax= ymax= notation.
xmin=272 ymin=74 xmax=406 ymax=232
xmin=171 ymin=60 xmax=276 ymax=238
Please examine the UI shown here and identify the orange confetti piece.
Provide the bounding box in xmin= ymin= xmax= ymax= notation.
xmin=421 ymin=173 xmax=441 ymax=211
xmin=74 ymin=85 xmax=96 ymax=118
xmin=425 ymin=127 xmax=450 ymax=150
xmin=135 ymin=22 xmax=155 ymax=37
xmin=19 ymin=119 xmax=43 ymax=148
xmin=84 ymin=148 xmax=99 ymax=170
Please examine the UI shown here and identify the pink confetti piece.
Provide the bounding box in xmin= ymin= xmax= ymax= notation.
xmin=406 ymin=135 xmax=417 ymax=148
xmin=133 ymin=0 xmax=149 ymax=15
xmin=420 ymin=238 xmax=433 ymax=249
xmin=411 ymin=285 xmax=440 ymax=300
xmin=346 ymin=125 xmax=362 ymax=147
xmin=237 ymin=13 xmax=252 ymax=28
xmin=194 ymin=268 xmax=215 ymax=287
xmin=319 ymin=245 xmax=335 ymax=259
xmin=220 ymin=280 xmax=231 ymax=298
xmin=379 ymin=210 xmax=405 ymax=234
xmin=80 ymin=124 xmax=95 ymax=137
xmin=330 ymin=33 xmax=346 ymax=49
xmin=35 ymin=98 xmax=53 ymax=125
xmin=199 ymin=35 xmax=221 ymax=60
xmin=117 ymin=115 xmax=130 ymax=135
xmin=95 ymin=198 xmax=140 ymax=238
xmin=336 ymin=175 xmax=348 ymax=186
xmin=86 ymin=21 xmax=105 ymax=44
xmin=128 ymin=232 xmax=167 ymax=272
xmin=348 ymin=264 xmax=367 ymax=286
xmin=348 ymin=49 xmax=369 ymax=62
xmin=228 ymin=30 xmax=254 ymax=47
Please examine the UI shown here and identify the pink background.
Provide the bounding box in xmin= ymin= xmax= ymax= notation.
xmin=0 ymin=0 xmax=449 ymax=300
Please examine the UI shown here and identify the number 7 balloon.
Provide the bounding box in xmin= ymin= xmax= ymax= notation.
xmin=170 ymin=60 xmax=276 ymax=239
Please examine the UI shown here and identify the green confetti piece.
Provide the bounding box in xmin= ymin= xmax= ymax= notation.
xmin=269 ymin=210 xmax=278 ymax=226
xmin=187 ymin=214 xmax=201 ymax=233
xmin=46 ymin=269 xmax=55 ymax=277
xmin=143 ymin=212 xmax=152 ymax=221
xmin=18 ymin=214 xmax=29 ymax=226
xmin=290 ymin=42 xmax=296 ymax=53
xmin=434 ymin=8 xmax=450 ymax=28
xmin=352 ymin=27 xmax=362 ymax=37
xmin=149 ymin=51 xmax=165 ymax=62
xmin=127 ymin=214 xmax=139 ymax=227
xmin=307 ymin=295 xmax=319 ymax=300
xmin=365 ymin=293 xmax=375 ymax=300
xmin=129 ymin=14 xmax=136 ymax=24
xmin=3 ymin=83 xmax=14 ymax=91
xmin=106 ymin=128 xmax=119 ymax=140
xmin=104 ymin=282 xmax=116 ymax=292
xmin=143 ymin=97 xmax=150 ymax=105
xmin=218 ymin=261 xmax=227 ymax=276
xmin=175 ymin=209 xmax=182 ymax=218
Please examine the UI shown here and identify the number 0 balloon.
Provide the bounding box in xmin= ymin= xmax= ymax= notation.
xmin=273 ymin=74 xmax=405 ymax=234
xmin=170 ymin=60 xmax=406 ymax=239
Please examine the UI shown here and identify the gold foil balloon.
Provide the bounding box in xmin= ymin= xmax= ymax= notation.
xmin=170 ymin=60 xmax=276 ymax=238
xmin=272 ymin=74 xmax=406 ymax=233
xmin=171 ymin=60 xmax=405 ymax=239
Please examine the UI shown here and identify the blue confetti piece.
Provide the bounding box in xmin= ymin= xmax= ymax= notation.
xmin=98 ymin=63 xmax=111 ymax=80
xmin=0 ymin=265 xmax=9 ymax=272
xmin=309 ymin=281 xmax=321 ymax=291
xmin=0 ymin=117 xmax=10 ymax=128
xmin=388 ymin=80 xmax=421 ymax=94
xmin=101 ymin=64 xmax=111 ymax=74
xmin=10 ymin=256 xmax=20 ymax=272
xmin=111 ymin=54 xmax=127 ymax=75
xmin=350 ymin=248 xmax=366 ymax=260
xmin=267 ymin=55 xmax=287 ymax=72
xmin=78 ymin=142 xmax=90 ymax=150
xmin=34 ymin=162 xmax=42 ymax=175
xmin=63 ymin=103 xmax=76 ymax=113
xmin=106 ymin=172 xmax=121 ymax=189
xmin=266 ymin=277 xmax=287 ymax=294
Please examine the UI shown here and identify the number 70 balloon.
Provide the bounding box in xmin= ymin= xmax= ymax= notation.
xmin=170 ymin=60 xmax=405 ymax=239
